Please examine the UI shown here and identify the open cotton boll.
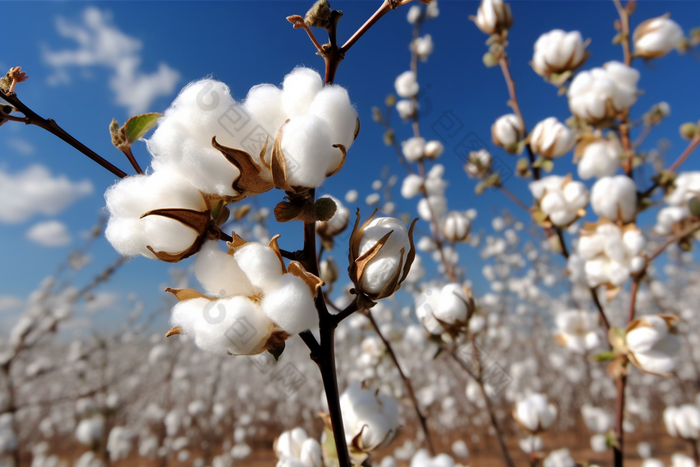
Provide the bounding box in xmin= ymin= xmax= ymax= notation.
xmin=281 ymin=115 xmax=335 ymax=188
xmin=299 ymin=438 xmax=322 ymax=467
xmin=170 ymin=297 xmax=274 ymax=356
xmin=261 ymin=274 xmax=317 ymax=334
xmin=230 ymin=243 xmax=285 ymax=292
xmin=402 ymin=137 xmax=426 ymax=162
xmin=147 ymin=80 xmax=243 ymax=197
xmin=275 ymin=427 xmax=309 ymax=459
xmin=104 ymin=169 xmax=206 ymax=259
xmin=308 ymin=85 xmax=358 ymax=156
xmin=281 ymin=68 xmax=323 ymax=118
xmin=401 ymin=174 xmax=424 ymax=199
xmin=76 ymin=416 xmax=105 ymax=446
xmin=577 ymin=139 xmax=621 ymax=180
xmin=194 ymin=242 xmax=254 ymax=297
xmin=591 ymin=176 xmax=637 ymax=223
xmin=340 ymin=383 xmax=400 ymax=452
xmin=394 ymin=71 xmax=419 ymax=98
xmin=434 ymin=284 xmax=470 ymax=325
xmin=243 ymin=84 xmax=287 ymax=166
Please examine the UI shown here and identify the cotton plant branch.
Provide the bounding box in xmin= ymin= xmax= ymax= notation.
xmin=0 ymin=87 xmax=128 ymax=179
xmin=362 ymin=308 xmax=436 ymax=456
xmin=448 ymin=338 xmax=515 ymax=467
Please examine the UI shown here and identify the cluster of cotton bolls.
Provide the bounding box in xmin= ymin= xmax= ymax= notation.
xmin=656 ymin=172 xmax=700 ymax=235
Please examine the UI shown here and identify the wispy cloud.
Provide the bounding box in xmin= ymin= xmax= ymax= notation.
xmin=42 ymin=7 xmax=180 ymax=115
xmin=26 ymin=220 xmax=72 ymax=247
xmin=7 ymin=138 xmax=35 ymax=156
xmin=0 ymin=164 xmax=93 ymax=223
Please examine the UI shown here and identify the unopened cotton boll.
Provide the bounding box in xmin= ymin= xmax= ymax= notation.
xmin=514 ymin=393 xmax=557 ymax=434
xmin=568 ymin=61 xmax=640 ymax=123
xmin=472 ymin=0 xmax=513 ymax=35
xmin=402 ymin=137 xmax=426 ymax=162
xmin=576 ymin=137 xmax=622 ymax=180
xmin=350 ymin=216 xmax=415 ymax=300
xmin=340 ymin=382 xmax=400 ymax=453
xmin=626 ymin=314 xmax=681 ymax=376
xmin=492 ymin=114 xmax=524 ymax=153
xmin=532 ymin=30 xmax=588 ymax=80
xmin=633 ymin=15 xmax=684 ymax=59
xmin=104 ymin=169 xmax=209 ymax=261
xmin=443 ymin=211 xmax=471 ymax=242
xmin=591 ymin=175 xmax=637 ymax=223
xmin=317 ymin=195 xmax=349 ymax=237
xmin=529 ymin=117 xmax=575 ymax=159
xmin=395 ymin=71 xmax=419 ymax=98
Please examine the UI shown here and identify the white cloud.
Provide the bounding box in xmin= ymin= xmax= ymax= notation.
xmin=0 ymin=296 xmax=23 ymax=313
xmin=0 ymin=164 xmax=93 ymax=223
xmin=83 ymin=292 xmax=119 ymax=313
xmin=26 ymin=220 xmax=73 ymax=247
xmin=43 ymin=7 xmax=180 ymax=115
xmin=7 ymin=138 xmax=35 ymax=156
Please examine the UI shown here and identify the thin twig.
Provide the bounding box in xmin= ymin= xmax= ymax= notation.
xmin=363 ymin=308 xmax=436 ymax=456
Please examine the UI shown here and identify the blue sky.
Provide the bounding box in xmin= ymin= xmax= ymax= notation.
xmin=0 ymin=1 xmax=698 ymax=328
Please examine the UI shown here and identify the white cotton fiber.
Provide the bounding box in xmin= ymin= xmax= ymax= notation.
xmin=281 ymin=115 xmax=334 ymax=188
xmin=104 ymin=169 xmax=205 ymax=259
xmin=261 ymin=274 xmax=317 ymax=334
xmin=171 ymin=296 xmax=273 ymax=356
xmin=194 ymin=241 xmax=253 ymax=297
xmin=308 ymin=85 xmax=358 ymax=170
xmin=243 ymin=84 xmax=287 ymax=165
xmin=231 ymin=243 xmax=284 ymax=292
xmin=281 ymin=68 xmax=323 ymax=118
xmin=147 ymin=79 xmax=242 ymax=197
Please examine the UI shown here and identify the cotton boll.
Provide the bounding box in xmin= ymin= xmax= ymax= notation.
xmin=345 ymin=189 xmax=358 ymax=203
xmin=395 ymin=71 xmax=419 ymax=98
xmin=530 ymin=117 xmax=575 ymax=159
xmin=261 ymin=274 xmax=317 ymax=334
xmin=76 ymin=416 xmax=104 ymax=446
xmin=357 ymin=217 xmax=411 ymax=297
xmin=591 ymin=176 xmax=637 ymax=223
xmin=308 ymin=85 xmax=358 ymax=169
xmin=577 ymin=139 xmax=621 ymax=180
xmin=532 ymin=30 xmax=588 ymax=79
xmin=233 ymin=243 xmax=286 ymax=292
xmin=401 ymin=175 xmax=424 ymax=199
xmin=195 ymin=241 xmax=254 ymax=297
xmin=280 ymin=115 xmax=336 ymax=188
xmin=147 ymin=80 xmax=243 ymax=197
xmin=243 ymin=84 xmax=286 ymax=165
xmin=402 ymin=137 xmax=426 ymax=162
xmin=366 ymin=193 xmax=381 ymax=206
xmin=396 ymin=99 xmax=417 ymax=119
xmin=418 ymin=196 xmax=447 ymax=222
xmin=407 ymin=5 xmax=422 ymax=24
xmin=634 ymin=16 xmax=684 ymax=59
xmin=104 ymin=169 xmax=206 ymax=259
xmin=281 ymin=68 xmax=323 ymax=118
xmin=451 ymin=440 xmax=469 ymax=458
xmin=170 ymin=297 xmax=274 ymax=356
xmin=424 ymin=140 xmax=444 ymax=159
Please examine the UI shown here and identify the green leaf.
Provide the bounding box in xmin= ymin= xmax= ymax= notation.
xmin=591 ymin=351 xmax=616 ymax=362
xmin=689 ymin=197 xmax=700 ymax=217
xmin=124 ymin=112 xmax=162 ymax=144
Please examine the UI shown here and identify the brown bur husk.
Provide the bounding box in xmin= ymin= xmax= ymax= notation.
xmin=347 ymin=209 xmax=418 ymax=307
xmin=140 ymin=195 xmax=230 ymax=263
